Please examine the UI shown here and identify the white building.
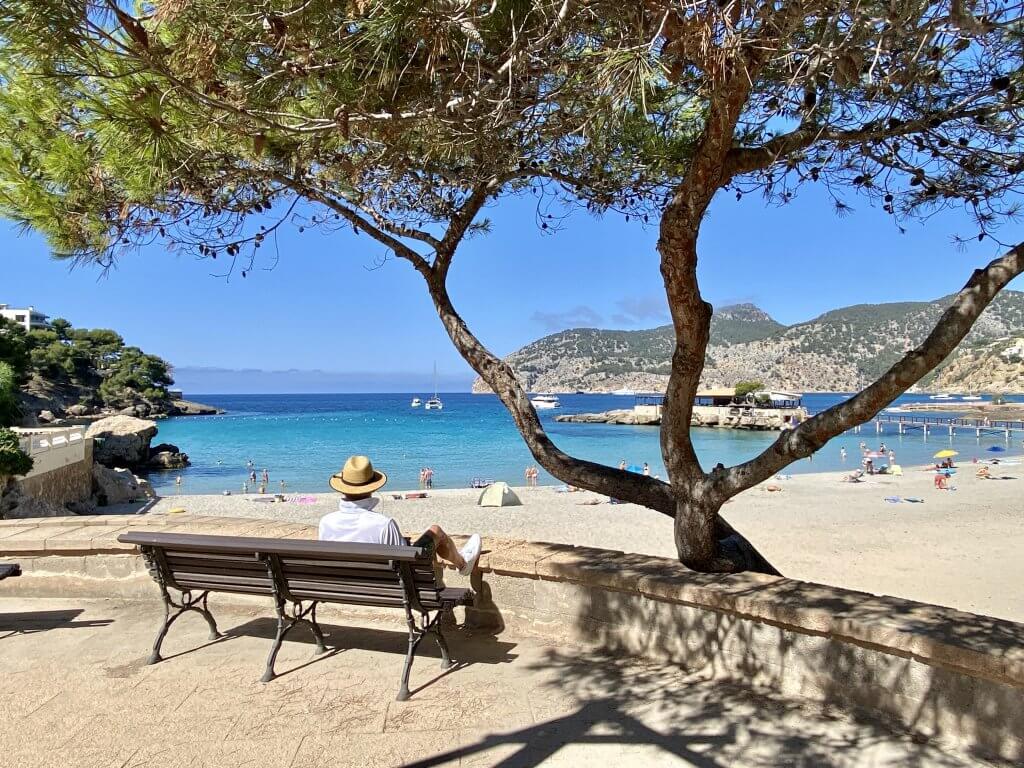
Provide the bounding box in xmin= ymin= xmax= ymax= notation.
xmin=0 ymin=304 xmax=50 ymax=331
xmin=1000 ymin=344 xmax=1023 ymax=361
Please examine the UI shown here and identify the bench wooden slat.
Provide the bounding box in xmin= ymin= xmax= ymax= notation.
xmin=279 ymin=556 xmax=395 ymax=572
xmin=283 ymin=589 xmax=409 ymax=608
xmin=119 ymin=531 xmax=426 ymax=562
xmin=176 ymin=581 xmax=275 ymax=596
xmin=171 ymin=571 xmax=273 ymax=589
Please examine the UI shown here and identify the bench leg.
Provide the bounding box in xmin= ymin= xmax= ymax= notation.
xmin=148 ymin=599 xmax=176 ymax=665
xmin=308 ymin=603 xmax=327 ymax=656
xmin=397 ymin=608 xmax=424 ymax=702
xmin=432 ymin=622 xmax=454 ymax=671
xmin=262 ymin=597 xmax=289 ymax=683
xmin=262 ymin=600 xmax=326 ymax=682
xmin=149 ymin=588 xmax=219 ymax=664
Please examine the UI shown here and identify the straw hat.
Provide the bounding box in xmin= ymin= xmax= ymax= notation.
xmin=329 ymin=455 xmax=388 ymax=495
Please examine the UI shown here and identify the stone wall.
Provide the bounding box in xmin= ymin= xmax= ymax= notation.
xmin=16 ymin=439 xmax=93 ymax=508
xmin=0 ymin=514 xmax=1021 ymax=762
xmin=691 ymin=404 xmax=806 ymax=429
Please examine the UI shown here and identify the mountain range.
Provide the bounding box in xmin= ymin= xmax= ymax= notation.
xmin=472 ymin=291 xmax=1024 ymax=394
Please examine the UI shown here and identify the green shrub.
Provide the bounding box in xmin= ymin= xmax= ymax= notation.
xmin=0 ymin=427 xmax=32 ymax=477
xmin=734 ymin=380 xmax=765 ymax=397
xmin=0 ymin=362 xmax=18 ymax=427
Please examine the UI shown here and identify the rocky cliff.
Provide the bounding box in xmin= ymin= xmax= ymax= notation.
xmin=472 ymin=293 xmax=1024 ymax=394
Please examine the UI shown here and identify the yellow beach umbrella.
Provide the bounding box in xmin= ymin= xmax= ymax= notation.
xmin=933 ymin=449 xmax=958 ymax=458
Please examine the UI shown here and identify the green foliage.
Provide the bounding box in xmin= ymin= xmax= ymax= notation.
xmin=0 ymin=317 xmax=30 ymax=379
xmin=0 ymin=427 xmax=32 ymax=477
xmin=49 ymin=317 xmax=71 ymax=340
xmin=0 ymin=313 xmax=172 ymax=408
xmin=96 ymin=347 xmax=172 ymax=405
xmin=0 ymin=362 xmax=19 ymax=426
xmin=734 ymin=380 xmax=765 ymax=398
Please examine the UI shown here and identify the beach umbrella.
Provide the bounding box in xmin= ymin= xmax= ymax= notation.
xmin=933 ymin=449 xmax=958 ymax=458
xmin=987 ymin=445 xmax=1006 ymax=452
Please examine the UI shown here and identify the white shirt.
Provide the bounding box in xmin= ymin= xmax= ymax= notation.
xmin=318 ymin=496 xmax=404 ymax=546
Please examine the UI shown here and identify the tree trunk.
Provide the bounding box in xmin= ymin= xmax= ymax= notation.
xmin=674 ymin=491 xmax=718 ymax=570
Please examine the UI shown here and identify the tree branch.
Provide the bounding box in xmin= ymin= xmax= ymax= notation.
xmin=434 ymin=179 xmax=499 ymax=281
xmin=422 ymin=270 xmax=677 ymax=514
xmin=722 ymin=103 xmax=999 ymax=179
xmin=270 ymin=171 xmax=433 ymax=277
xmin=711 ymin=241 xmax=1024 ymax=499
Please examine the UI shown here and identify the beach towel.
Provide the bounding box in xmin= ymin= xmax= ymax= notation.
xmin=904 ymin=497 xmax=924 ymax=503
xmin=884 ymin=496 xmax=902 ymax=503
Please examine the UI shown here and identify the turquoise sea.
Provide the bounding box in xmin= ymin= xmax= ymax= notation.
xmin=145 ymin=393 xmax=1024 ymax=495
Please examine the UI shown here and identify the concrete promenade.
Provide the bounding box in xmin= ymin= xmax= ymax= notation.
xmin=0 ymin=597 xmax=989 ymax=767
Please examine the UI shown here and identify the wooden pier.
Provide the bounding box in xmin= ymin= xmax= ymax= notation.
xmin=849 ymin=413 xmax=1024 ymax=441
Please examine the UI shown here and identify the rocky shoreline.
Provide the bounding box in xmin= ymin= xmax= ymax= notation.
xmin=556 ymin=406 xmax=802 ymax=430
xmin=32 ymin=398 xmax=222 ymax=425
xmin=555 ymin=409 xmax=661 ymax=426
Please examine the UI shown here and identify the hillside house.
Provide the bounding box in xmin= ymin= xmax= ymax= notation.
xmin=0 ymin=303 xmax=50 ymax=331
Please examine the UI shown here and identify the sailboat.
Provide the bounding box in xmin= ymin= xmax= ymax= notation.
xmin=424 ymin=363 xmax=443 ymax=410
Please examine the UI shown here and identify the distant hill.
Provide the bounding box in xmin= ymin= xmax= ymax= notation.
xmin=472 ymin=292 xmax=1024 ymax=394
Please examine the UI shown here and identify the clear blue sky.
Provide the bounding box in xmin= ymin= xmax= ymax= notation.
xmin=3 ymin=187 xmax=1020 ymax=393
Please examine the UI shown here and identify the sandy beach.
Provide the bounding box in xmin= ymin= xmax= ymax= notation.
xmin=138 ymin=460 xmax=1024 ymax=623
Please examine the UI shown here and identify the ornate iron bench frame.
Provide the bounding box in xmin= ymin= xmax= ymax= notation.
xmin=119 ymin=532 xmax=473 ymax=701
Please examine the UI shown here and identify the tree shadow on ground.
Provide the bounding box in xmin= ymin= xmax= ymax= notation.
xmin=0 ymin=608 xmax=113 ymax=638
xmin=399 ymin=646 xmax=975 ymax=768
xmin=542 ymin=551 xmax=1024 ymax=766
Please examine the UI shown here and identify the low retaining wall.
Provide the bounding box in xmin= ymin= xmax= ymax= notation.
xmin=1 ymin=514 xmax=1021 ymax=762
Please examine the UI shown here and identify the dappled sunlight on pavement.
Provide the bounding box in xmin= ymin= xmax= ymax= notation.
xmin=0 ymin=598 xmax=993 ymax=767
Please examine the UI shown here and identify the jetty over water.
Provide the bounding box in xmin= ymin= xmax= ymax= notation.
xmin=856 ymin=413 xmax=1024 ymax=440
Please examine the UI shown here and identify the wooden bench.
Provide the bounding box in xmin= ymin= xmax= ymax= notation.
xmin=118 ymin=532 xmax=473 ymax=700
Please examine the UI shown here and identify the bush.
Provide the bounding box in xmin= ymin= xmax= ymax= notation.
xmin=0 ymin=427 xmax=32 ymax=477
xmin=734 ymin=380 xmax=765 ymax=397
xmin=0 ymin=362 xmax=18 ymax=427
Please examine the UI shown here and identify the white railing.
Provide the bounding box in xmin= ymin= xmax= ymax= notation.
xmin=11 ymin=427 xmax=88 ymax=478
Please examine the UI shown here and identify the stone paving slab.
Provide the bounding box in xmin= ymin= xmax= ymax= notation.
xmin=0 ymin=597 xmax=997 ymax=767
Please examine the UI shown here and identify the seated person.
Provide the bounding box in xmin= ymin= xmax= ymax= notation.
xmin=319 ymin=455 xmax=481 ymax=576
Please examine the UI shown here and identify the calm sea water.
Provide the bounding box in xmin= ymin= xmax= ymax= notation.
xmin=144 ymin=392 xmax=1024 ymax=494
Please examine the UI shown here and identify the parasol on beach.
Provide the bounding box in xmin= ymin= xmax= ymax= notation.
xmin=933 ymin=449 xmax=958 ymax=458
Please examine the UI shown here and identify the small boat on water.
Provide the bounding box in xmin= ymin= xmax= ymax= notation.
xmin=424 ymin=363 xmax=443 ymax=410
xmin=929 ymin=394 xmax=954 ymax=400
xmin=531 ymin=394 xmax=561 ymax=410
xmin=410 ymin=397 xmax=422 ymax=408
xmin=611 ymin=387 xmax=635 ymax=396
xmin=961 ymin=395 xmax=984 ymax=401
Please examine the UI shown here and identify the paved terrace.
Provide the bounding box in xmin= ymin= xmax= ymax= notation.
xmin=0 ymin=513 xmax=1019 ymax=766
xmin=0 ymin=597 xmax=986 ymax=768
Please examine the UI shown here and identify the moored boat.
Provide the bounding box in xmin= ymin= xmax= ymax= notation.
xmin=424 ymin=363 xmax=443 ymax=410
xmin=531 ymin=394 xmax=561 ymax=409
xmin=410 ymin=397 xmax=422 ymax=408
